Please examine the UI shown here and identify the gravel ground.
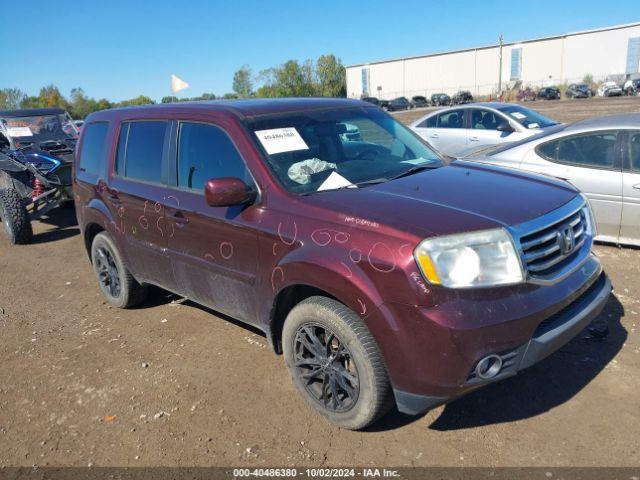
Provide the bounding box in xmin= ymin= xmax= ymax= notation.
xmin=0 ymin=98 xmax=639 ymax=468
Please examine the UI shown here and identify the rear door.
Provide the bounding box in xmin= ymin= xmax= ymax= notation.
xmin=164 ymin=118 xmax=261 ymax=324
xmin=535 ymin=131 xmax=623 ymax=242
xmin=106 ymin=120 xmax=175 ymax=289
xmin=414 ymin=109 xmax=467 ymax=156
xmin=620 ymin=130 xmax=640 ymax=245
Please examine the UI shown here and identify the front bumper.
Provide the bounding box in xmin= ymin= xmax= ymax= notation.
xmin=364 ymin=253 xmax=611 ymax=416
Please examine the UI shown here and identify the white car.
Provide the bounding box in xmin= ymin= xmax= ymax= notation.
xmin=597 ymin=81 xmax=623 ymax=97
xmin=463 ymin=113 xmax=640 ymax=246
xmin=409 ymin=102 xmax=560 ymax=157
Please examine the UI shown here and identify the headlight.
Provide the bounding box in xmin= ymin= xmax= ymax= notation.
xmin=581 ymin=194 xmax=597 ymax=237
xmin=414 ymin=228 xmax=524 ymax=288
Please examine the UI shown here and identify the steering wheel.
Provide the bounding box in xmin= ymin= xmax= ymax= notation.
xmin=353 ymin=148 xmax=382 ymax=161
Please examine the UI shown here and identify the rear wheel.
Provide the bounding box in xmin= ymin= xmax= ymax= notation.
xmin=91 ymin=232 xmax=147 ymax=308
xmin=283 ymin=296 xmax=392 ymax=430
xmin=0 ymin=188 xmax=32 ymax=245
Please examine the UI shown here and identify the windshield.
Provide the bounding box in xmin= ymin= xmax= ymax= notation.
xmin=498 ymin=105 xmax=558 ymax=129
xmin=1 ymin=113 xmax=79 ymax=145
xmin=246 ymin=107 xmax=442 ymax=195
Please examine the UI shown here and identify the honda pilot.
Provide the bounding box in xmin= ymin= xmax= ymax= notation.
xmin=74 ymin=98 xmax=611 ymax=429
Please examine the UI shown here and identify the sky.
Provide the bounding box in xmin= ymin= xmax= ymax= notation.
xmin=4 ymin=0 xmax=639 ymax=102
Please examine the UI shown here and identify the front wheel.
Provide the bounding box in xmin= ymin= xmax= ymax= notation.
xmin=0 ymin=188 xmax=32 ymax=245
xmin=283 ymin=296 xmax=392 ymax=430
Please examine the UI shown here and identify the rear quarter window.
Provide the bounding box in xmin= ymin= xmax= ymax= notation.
xmin=416 ymin=115 xmax=437 ymax=128
xmin=77 ymin=122 xmax=109 ymax=181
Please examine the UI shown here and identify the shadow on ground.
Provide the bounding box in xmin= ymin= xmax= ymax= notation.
xmin=371 ymin=295 xmax=625 ymax=432
xmin=31 ymin=205 xmax=79 ymax=244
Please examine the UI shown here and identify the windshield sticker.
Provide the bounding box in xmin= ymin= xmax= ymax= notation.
xmin=528 ymin=122 xmax=540 ymax=129
xmin=509 ymin=112 xmax=526 ymax=120
xmin=6 ymin=126 xmax=33 ymax=137
xmin=255 ymin=127 xmax=309 ymax=155
xmin=317 ymin=171 xmax=356 ymax=191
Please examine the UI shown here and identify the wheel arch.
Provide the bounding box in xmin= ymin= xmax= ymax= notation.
xmin=267 ymin=258 xmax=385 ymax=354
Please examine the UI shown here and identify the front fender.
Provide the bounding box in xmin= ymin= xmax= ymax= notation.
xmin=272 ymin=245 xmax=385 ymax=320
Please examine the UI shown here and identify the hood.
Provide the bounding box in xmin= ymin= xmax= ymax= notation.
xmin=302 ymin=161 xmax=578 ymax=239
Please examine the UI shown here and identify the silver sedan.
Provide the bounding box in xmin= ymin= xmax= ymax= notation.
xmin=410 ymin=102 xmax=560 ymax=157
xmin=463 ymin=113 xmax=640 ymax=246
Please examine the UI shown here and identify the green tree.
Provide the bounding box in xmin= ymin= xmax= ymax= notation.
xmin=316 ymin=54 xmax=346 ymax=97
xmin=0 ymin=88 xmax=26 ymax=109
xmin=232 ymin=65 xmax=253 ymax=98
xmin=38 ymin=85 xmax=69 ymax=109
xmin=69 ymin=88 xmax=94 ymax=119
xmin=117 ymin=95 xmax=155 ymax=107
xmin=161 ymin=96 xmax=179 ymax=103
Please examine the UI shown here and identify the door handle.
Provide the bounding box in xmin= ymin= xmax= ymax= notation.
xmin=430 ymin=133 xmax=439 ymax=138
xmin=168 ymin=211 xmax=189 ymax=225
xmin=633 ymin=184 xmax=640 ymax=191
xmin=108 ymin=192 xmax=121 ymax=205
xmin=469 ymin=136 xmax=479 ymax=141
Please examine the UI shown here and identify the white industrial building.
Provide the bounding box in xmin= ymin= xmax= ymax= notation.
xmin=346 ymin=22 xmax=640 ymax=100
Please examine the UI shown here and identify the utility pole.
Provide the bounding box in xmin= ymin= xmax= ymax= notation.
xmin=498 ymin=34 xmax=503 ymax=98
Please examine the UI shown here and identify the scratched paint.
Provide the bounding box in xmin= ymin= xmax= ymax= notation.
xmin=220 ymin=242 xmax=234 ymax=260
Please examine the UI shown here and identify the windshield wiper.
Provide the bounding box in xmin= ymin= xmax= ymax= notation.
xmin=387 ymin=165 xmax=435 ymax=181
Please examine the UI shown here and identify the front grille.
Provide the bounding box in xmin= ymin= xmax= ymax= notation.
xmin=519 ymin=207 xmax=587 ymax=279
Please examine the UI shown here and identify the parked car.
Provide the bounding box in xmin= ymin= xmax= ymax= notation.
xmin=537 ymin=86 xmax=561 ymax=100
xmin=517 ymin=87 xmax=537 ymax=102
xmin=430 ymin=93 xmax=451 ymax=106
xmin=410 ymin=102 xmax=560 ymax=156
xmin=597 ymin=81 xmax=623 ymax=97
xmin=0 ymin=108 xmax=79 ymax=244
xmin=463 ymin=113 xmax=640 ymax=246
xmin=385 ymin=97 xmax=410 ymax=111
xmin=451 ymin=90 xmax=473 ymax=105
xmin=360 ymin=96 xmax=379 ymax=106
xmin=410 ymin=96 xmax=429 ymax=108
xmin=75 ymin=98 xmax=610 ymax=429
xmin=565 ymin=83 xmax=592 ymax=99
xmin=623 ymin=79 xmax=640 ymax=96
xmin=377 ymin=99 xmax=389 ymax=110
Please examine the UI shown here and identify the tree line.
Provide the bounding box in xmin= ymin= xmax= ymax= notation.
xmin=0 ymin=53 xmax=346 ymax=119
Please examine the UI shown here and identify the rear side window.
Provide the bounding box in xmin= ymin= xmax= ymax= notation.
xmin=78 ymin=122 xmax=108 ymax=177
xmin=116 ymin=121 xmax=167 ymax=183
xmin=537 ymin=132 xmax=617 ymax=170
xmin=177 ymin=122 xmax=250 ymax=190
xmin=437 ymin=111 xmax=464 ymax=129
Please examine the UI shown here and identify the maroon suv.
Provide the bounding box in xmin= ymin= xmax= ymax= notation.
xmin=74 ymin=98 xmax=611 ymax=429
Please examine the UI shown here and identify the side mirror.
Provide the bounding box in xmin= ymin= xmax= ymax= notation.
xmin=204 ymin=177 xmax=255 ymax=207
xmin=496 ymin=122 xmax=514 ymax=133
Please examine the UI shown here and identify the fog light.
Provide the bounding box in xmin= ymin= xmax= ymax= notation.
xmin=475 ymin=354 xmax=503 ymax=380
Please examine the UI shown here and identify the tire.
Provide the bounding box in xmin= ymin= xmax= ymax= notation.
xmin=91 ymin=232 xmax=147 ymax=308
xmin=282 ymin=296 xmax=392 ymax=430
xmin=0 ymin=188 xmax=33 ymax=245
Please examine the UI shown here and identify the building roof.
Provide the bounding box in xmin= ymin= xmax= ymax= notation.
xmin=87 ymin=98 xmax=370 ymax=122
xmin=0 ymin=108 xmax=67 ymax=117
xmin=346 ymin=22 xmax=640 ymax=68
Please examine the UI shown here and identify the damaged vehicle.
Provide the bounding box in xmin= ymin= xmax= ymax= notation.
xmin=75 ymin=98 xmax=611 ymax=429
xmin=0 ymin=108 xmax=78 ymax=244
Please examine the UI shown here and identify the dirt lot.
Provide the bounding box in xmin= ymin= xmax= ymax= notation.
xmin=393 ymin=95 xmax=640 ymax=124
xmin=1 ymin=98 xmax=640 ymax=468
